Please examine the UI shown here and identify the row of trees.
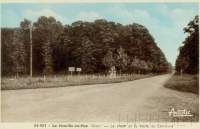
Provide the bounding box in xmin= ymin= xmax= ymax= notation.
xmin=2 ymin=16 xmax=171 ymax=76
xmin=175 ymin=15 xmax=199 ymax=74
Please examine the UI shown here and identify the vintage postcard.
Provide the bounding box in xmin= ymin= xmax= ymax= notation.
xmin=0 ymin=0 xmax=199 ymax=129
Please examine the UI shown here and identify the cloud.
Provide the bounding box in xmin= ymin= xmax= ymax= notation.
xmin=106 ymin=6 xmax=160 ymax=27
xmin=170 ymin=8 xmax=196 ymax=27
xmin=23 ymin=9 xmax=68 ymax=24
xmin=155 ymin=4 xmax=196 ymax=28
xmin=76 ymin=11 xmax=102 ymax=22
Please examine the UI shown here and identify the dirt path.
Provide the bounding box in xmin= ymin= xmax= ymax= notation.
xmin=1 ymin=74 xmax=198 ymax=122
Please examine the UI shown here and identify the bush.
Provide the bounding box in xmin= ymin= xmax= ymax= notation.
xmin=164 ymin=74 xmax=199 ymax=94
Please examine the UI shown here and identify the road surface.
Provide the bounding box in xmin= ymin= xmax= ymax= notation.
xmin=1 ymin=74 xmax=199 ymax=122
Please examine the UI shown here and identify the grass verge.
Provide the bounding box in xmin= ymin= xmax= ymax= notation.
xmin=1 ymin=74 xmax=153 ymax=90
xmin=164 ymin=74 xmax=199 ymax=94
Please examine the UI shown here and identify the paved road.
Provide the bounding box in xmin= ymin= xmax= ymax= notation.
xmin=1 ymin=74 xmax=198 ymax=122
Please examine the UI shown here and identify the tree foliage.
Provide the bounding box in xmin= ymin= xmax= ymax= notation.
xmin=10 ymin=29 xmax=26 ymax=75
xmin=175 ymin=15 xmax=199 ymax=74
xmin=1 ymin=16 xmax=171 ymax=76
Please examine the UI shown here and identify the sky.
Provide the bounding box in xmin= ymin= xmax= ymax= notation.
xmin=1 ymin=3 xmax=198 ymax=65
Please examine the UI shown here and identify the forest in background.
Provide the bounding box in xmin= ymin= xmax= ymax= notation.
xmin=2 ymin=16 xmax=172 ymax=76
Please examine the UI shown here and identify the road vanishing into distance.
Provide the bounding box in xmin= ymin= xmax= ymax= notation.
xmin=1 ymin=74 xmax=199 ymax=122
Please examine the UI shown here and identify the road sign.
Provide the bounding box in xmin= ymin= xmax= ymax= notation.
xmin=76 ymin=68 xmax=82 ymax=72
xmin=68 ymin=67 xmax=75 ymax=72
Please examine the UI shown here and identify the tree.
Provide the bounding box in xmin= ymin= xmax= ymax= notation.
xmin=43 ymin=40 xmax=53 ymax=74
xmin=79 ymin=37 xmax=96 ymax=73
xmin=10 ymin=29 xmax=26 ymax=76
xmin=1 ymin=28 xmax=14 ymax=76
xmin=52 ymin=28 xmax=73 ymax=72
xmin=116 ymin=46 xmax=129 ymax=73
xmin=33 ymin=16 xmax=64 ymax=75
xmin=20 ymin=19 xmax=31 ymax=75
xmin=176 ymin=15 xmax=199 ymax=74
xmin=102 ymin=50 xmax=115 ymax=71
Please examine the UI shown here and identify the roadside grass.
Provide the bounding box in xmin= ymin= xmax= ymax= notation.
xmin=1 ymin=74 xmax=153 ymax=90
xmin=164 ymin=74 xmax=199 ymax=94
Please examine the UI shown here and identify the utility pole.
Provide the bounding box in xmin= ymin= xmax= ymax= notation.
xmin=30 ymin=22 xmax=33 ymax=77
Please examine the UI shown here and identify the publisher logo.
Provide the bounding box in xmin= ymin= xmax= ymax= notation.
xmin=168 ymin=108 xmax=193 ymax=117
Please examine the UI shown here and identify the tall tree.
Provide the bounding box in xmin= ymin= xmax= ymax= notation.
xmin=102 ymin=50 xmax=115 ymax=72
xmin=176 ymin=15 xmax=199 ymax=74
xmin=20 ymin=19 xmax=31 ymax=75
xmin=1 ymin=28 xmax=14 ymax=76
xmin=33 ymin=16 xmax=63 ymax=74
xmin=10 ymin=29 xmax=26 ymax=76
xmin=116 ymin=46 xmax=129 ymax=73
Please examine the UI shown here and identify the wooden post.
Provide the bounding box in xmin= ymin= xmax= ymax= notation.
xmin=30 ymin=22 xmax=33 ymax=78
xmin=43 ymin=75 xmax=46 ymax=82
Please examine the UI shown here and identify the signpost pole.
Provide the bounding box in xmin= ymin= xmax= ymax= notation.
xmin=68 ymin=67 xmax=75 ymax=80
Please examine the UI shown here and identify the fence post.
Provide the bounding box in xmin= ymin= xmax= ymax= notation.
xmin=43 ymin=75 xmax=46 ymax=82
xmin=180 ymin=69 xmax=183 ymax=78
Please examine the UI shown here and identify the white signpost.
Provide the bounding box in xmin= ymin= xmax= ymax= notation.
xmin=76 ymin=68 xmax=82 ymax=72
xmin=68 ymin=67 xmax=82 ymax=80
xmin=68 ymin=67 xmax=75 ymax=76
xmin=68 ymin=67 xmax=75 ymax=71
